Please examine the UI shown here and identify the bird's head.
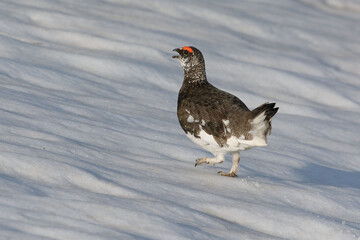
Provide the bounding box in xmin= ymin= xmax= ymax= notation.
xmin=172 ymin=46 xmax=205 ymax=73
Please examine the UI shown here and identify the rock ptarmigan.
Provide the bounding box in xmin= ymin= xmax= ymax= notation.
xmin=172 ymin=46 xmax=279 ymax=177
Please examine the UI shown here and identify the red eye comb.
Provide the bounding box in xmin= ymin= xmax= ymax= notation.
xmin=182 ymin=46 xmax=193 ymax=53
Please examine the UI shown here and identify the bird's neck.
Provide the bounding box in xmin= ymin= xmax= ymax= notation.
xmin=183 ymin=63 xmax=207 ymax=85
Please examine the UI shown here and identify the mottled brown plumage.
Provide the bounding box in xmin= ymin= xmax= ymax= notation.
xmin=178 ymin=81 xmax=251 ymax=146
xmin=173 ymin=46 xmax=278 ymax=177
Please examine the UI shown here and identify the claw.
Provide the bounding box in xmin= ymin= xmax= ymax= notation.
xmin=218 ymin=171 xmax=237 ymax=177
xmin=195 ymin=158 xmax=204 ymax=167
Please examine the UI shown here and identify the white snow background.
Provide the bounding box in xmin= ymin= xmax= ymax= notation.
xmin=0 ymin=0 xmax=360 ymax=239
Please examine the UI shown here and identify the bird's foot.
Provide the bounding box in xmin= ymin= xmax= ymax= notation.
xmin=218 ymin=171 xmax=237 ymax=177
xmin=195 ymin=157 xmax=225 ymax=167
xmin=195 ymin=158 xmax=207 ymax=167
xmin=195 ymin=157 xmax=223 ymax=167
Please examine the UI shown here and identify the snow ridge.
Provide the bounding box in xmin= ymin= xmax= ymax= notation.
xmin=0 ymin=0 xmax=359 ymax=239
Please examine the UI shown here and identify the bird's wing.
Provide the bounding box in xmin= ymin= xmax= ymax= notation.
xmin=178 ymin=86 xmax=250 ymax=146
xmin=178 ymin=100 xmax=228 ymax=146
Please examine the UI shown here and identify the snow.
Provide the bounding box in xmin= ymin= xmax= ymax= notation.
xmin=0 ymin=0 xmax=360 ymax=239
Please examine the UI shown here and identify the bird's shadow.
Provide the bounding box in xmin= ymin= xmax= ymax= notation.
xmin=294 ymin=162 xmax=360 ymax=189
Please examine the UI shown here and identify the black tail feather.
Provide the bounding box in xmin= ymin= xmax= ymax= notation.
xmin=252 ymin=102 xmax=279 ymax=121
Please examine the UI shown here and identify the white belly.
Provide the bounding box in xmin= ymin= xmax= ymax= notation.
xmin=186 ymin=129 xmax=267 ymax=155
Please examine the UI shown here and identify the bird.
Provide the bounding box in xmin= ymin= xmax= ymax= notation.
xmin=172 ymin=46 xmax=278 ymax=177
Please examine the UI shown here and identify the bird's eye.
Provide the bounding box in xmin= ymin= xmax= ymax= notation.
xmin=184 ymin=50 xmax=189 ymax=55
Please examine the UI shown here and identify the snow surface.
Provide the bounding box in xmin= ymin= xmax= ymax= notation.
xmin=1 ymin=0 xmax=360 ymax=239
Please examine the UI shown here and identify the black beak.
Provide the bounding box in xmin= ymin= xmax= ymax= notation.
xmin=172 ymin=48 xmax=181 ymax=58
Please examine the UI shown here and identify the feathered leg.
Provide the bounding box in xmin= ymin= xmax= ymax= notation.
xmin=195 ymin=153 xmax=225 ymax=167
